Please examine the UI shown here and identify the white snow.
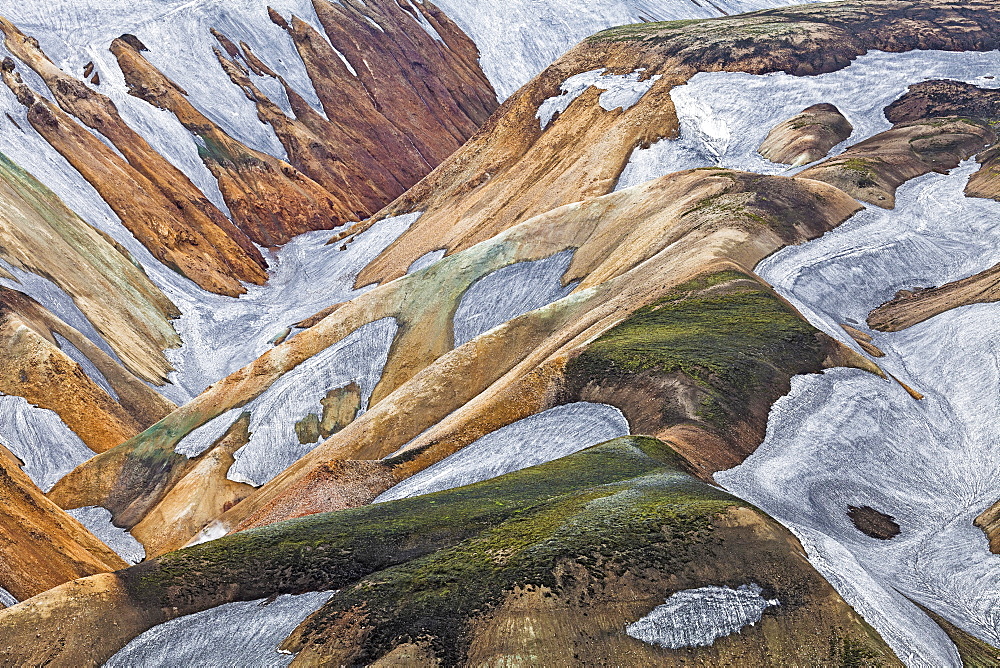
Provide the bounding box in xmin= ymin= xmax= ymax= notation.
xmin=626 ymin=583 xmax=779 ymax=649
xmin=66 ymin=506 xmax=146 ymax=564
xmin=537 ymin=68 xmax=661 ymax=129
xmin=227 ymin=317 xmax=398 ymax=487
xmin=0 ymin=393 xmax=95 ymax=492
xmin=406 ymin=249 xmax=446 ymax=274
xmin=716 ymin=162 xmax=1000 ymax=666
xmin=160 ymin=213 xmax=417 ymax=404
xmin=0 ymin=587 xmax=17 ymax=608
xmin=375 ymin=402 xmax=629 ymax=502
xmin=104 ymin=591 xmax=334 ymax=668
xmin=175 ymin=408 xmax=245 ymax=459
xmin=452 ymin=250 xmax=577 ymax=347
xmin=616 ymin=49 xmax=1000 ymax=191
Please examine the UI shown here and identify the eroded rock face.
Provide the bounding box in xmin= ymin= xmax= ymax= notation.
xmin=0 ymin=20 xmax=268 ymax=297
xmin=348 ymin=0 xmax=1000 ymax=287
xmin=797 ymin=116 xmax=994 ymax=208
xmin=246 ymin=0 xmax=498 ymax=222
xmin=111 ymin=37 xmax=356 ymax=248
xmin=758 ymin=103 xmax=854 ymax=166
xmin=0 ymin=443 xmax=126 ymax=601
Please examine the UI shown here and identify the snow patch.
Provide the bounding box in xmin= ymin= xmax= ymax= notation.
xmin=227 ymin=317 xmax=398 ymax=487
xmin=375 ymin=402 xmax=629 ymax=502
xmin=537 ymin=68 xmax=660 ymax=129
xmin=0 ymin=393 xmax=95 ymax=492
xmin=626 ymin=584 xmax=779 ymax=649
xmin=105 ymin=591 xmax=334 ymax=668
xmin=66 ymin=506 xmax=145 ymax=564
xmin=453 ymin=250 xmax=577 ymax=347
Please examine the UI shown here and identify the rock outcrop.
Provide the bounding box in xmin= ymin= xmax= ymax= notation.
xmin=0 ymin=149 xmax=179 ymax=385
xmin=228 ymin=0 xmax=498 ymax=223
xmin=861 ymin=80 xmax=1000 ymax=331
xmin=884 ymin=78 xmax=1000 ymax=201
xmin=0 ymin=443 xmax=126 ymax=601
xmin=797 ymin=115 xmax=993 ymax=208
xmin=758 ymin=103 xmax=854 ymax=166
xmin=345 ymin=0 xmax=1000 ymax=287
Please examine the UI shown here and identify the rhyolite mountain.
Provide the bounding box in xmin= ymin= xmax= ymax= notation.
xmin=0 ymin=0 xmax=999 ymax=666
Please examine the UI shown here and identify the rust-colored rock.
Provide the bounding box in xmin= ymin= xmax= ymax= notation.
xmin=0 ymin=293 xmax=143 ymax=452
xmin=868 ymin=268 xmax=1000 ymax=332
xmin=111 ymin=37 xmax=357 ymax=247
xmin=759 ymin=103 xmax=854 ymax=166
xmin=976 ymin=499 xmax=1000 ymax=554
xmin=250 ymin=0 xmax=496 ymax=217
xmin=0 ymin=19 xmax=268 ymax=296
xmin=0 ymin=443 xmax=127 ymax=601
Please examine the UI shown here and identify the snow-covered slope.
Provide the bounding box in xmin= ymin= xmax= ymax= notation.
xmin=432 ymin=0 xmax=827 ymax=99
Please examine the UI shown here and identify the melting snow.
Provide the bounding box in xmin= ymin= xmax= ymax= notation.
xmin=626 ymin=584 xmax=779 ymax=649
xmin=66 ymin=506 xmax=146 ymax=564
xmin=453 ymin=250 xmax=577 ymax=347
xmin=104 ymin=591 xmax=334 ymax=668
xmin=227 ymin=317 xmax=398 ymax=487
xmin=0 ymin=393 xmax=94 ymax=492
xmin=375 ymin=402 xmax=629 ymax=502
xmin=537 ymin=68 xmax=660 ymax=129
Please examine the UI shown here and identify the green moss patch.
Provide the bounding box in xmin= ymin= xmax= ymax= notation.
xmin=565 ymin=270 xmax=826 ymax=433
xmin=121 ymin=437 xmax=693 ymax=609
xmin=287 ymin=440 xmax=740 ymax=664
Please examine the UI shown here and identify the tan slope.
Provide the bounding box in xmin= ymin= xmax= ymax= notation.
xmin=0 ymin=292 xmax=145 ymax=452
xmin=797 ymin=116 xmax=994 ymax=208
xmin=0 ymin=444 xmax=126 ymax=601
xmin=0 ymin=146 xmax=178 ymax=384
xmin=758 ymin=102 xmax=854 ymax=167
xmin=0 ymin=18 xmax=268 ymax=297
xmin=345 ymin=0 xmax=1000 ymax=287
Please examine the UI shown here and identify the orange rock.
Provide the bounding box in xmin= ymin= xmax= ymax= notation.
xmin=0 ymin=443 xmax=126 ymax=600
xmin=111 ymin=37 xmax=358 ymax=247
xmin=0 ymin=20 xmax=268 ymax=296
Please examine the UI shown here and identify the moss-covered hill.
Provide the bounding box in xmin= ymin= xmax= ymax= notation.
xmin=0 ymin=436 xmax=899 ymax=666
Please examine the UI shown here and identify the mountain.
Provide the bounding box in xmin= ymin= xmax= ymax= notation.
xmin=0 ymin=0 xmax=999 ymax=665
